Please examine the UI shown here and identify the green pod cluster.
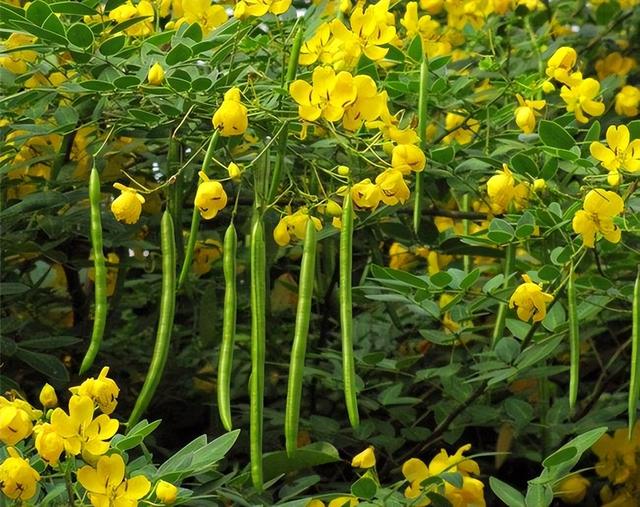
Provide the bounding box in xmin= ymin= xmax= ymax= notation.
xmin=127 ymin=210 xmax=176 ymax=430
xmin=340 ymin=193 xmax=360 ymax=429
xmin=80 ymin=167 xmax=107 ymax=375
xmin=217 ymin=223 xmax=238 ymax=432
xmin=250 ymin=216 xmax=266 ymax=490
xmin=284 ymin=218 xmax=318 ymax=456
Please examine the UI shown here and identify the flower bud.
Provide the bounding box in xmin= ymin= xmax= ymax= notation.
xmin=147 ymin=63 xmax=164 ymax=85
xmin=156 ymin=480 xmax=178 ymax=504
xmin=39 ymin=383 xmax=58 ymax=408
xmin=351 ymin=446 xmax=376 ymax=468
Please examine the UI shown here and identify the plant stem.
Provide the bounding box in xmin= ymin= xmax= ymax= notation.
xmin=414 ymin=51 xmax=429 ymax=235
xmin=491 ymin=242 xmax=515 ymax=348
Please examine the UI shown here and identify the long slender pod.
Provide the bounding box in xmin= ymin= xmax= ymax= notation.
xmin=80 ymin=168 xmax=108 ymax=375
xmin=629 ymin=269 xmax=640 ymax=438
xmin=217 ymin=223 xmax=238 ymax=431
xmin=127 ymin=210 xmax=176 ymax=430
xmin=250 ymin=216 xmax=266 ymax=490
xmin=285 ymin=218 xmax=318 ymax=456
xmin=413 ymin=52 xmax=429 ymax=235
xmin=340 ymin=193 xmax=360 ymax=429
xmin=177 ymin=131 xmax=220 ymax=288
xmin=568 ymin=261 xmax=579 ymax=410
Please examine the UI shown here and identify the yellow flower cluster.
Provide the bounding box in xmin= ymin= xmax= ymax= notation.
xmin=544 ymin=47 xmax=604 ymax=123
xmin=402 ymin=444 xmax=485 ymax=506
xmin=0 ymin=33 xmax=38 ymax=74
xmin=274 ymin=209 xmax=323 ymax=247
xmin=592 ymin=424 xmax=640 ymax=506
xmin=572 ymin=189 xmax=624 ymax=248
xmin=590 ymin=125 xmax=640 ymax=185
xmin=234 ymin=0 xmax=292 ymax=19
xmin=486 ymin=164 xmax=529 ymax=214
xmin=109 ymin=1 xmax=155 ymax=37
xmin=509 ymin=274 xmax=553 ymax=322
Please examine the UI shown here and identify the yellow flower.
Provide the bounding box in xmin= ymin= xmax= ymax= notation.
xmin=0 ymin=33 xmax=38 ymax=74
xmin=39 ymin=383 xmax=58 ymax=409
xmin=572 ymin=189 xmax=624 ymax=248
xmin=109 ymin=0 xmax=155 ymax=36
xmin=0 ymin=396 xmax=41 ymax=446
xmin=486 ymin=164 xmax=528 ymax=214
xmin=376 ymin=169 xmax=410 ymax=206
xmin=351 ymin=446 xmax=376 ymax=468
xmin=50 ymin=395 xmax=119 ymax=459
xmin=147 ymin=63 xmax=165 ymax=85
xmin=509 ymin=274 xmax=554 ymax=322
xmin=545 ymin=46 xmax=577 ymax=85
xmin=556 ymin=474 xmax=590 ymax=504
xmin=402 ymin=444 xmax=485 ymax=506
xmin=342 ymin=75 xmax=385 ymax=131
xmin=171 ymin=0 xmax=227 ymax=35
xmin=194 ymin=171 xmax=227 ymax=220
xmin=590 ymin=125 xmax=640 ymax=185
xmin=389 ymin=243 xmax=418 ymax=271
xmin=392 ymin=144 xmax=426 ymax=174
xmin=273 ymin=209 xmax=322 ymax=247
xmin=33 ymin=423 xmax=65 ymax=465
xmin=299 ymin=22 xmax=339 ymax=66
xmin=0 ymin=447 xmax=40 ymax=501
xmin=328 ymin=497 xmax=359 ymax=507
xmin=331 ymin=0 xmax=396 ymax=62
xmin=615 ymin=85 xmax=640 ymax=117
xmin=193 ymin=239 xmax=223 ymax=275
xmin=325 ymin=200 xmax=343 ymax=217
xmin=212 ymin=87 xmax=249 ymax=137
xmin=595 ymin=52 xmax=636 ymax=81
xmin=77 ymin=453 xmax=151 ymax=507
xmin=592 ymin=425 xmax=639 ymax=485
xmin=156 ymin=480 xmax=178 ymax=504
xmin=514 ymin=94 xmax=545 ymax=134
xmin=234 ymin=0 xmax=291 ymax=18
xmin=443 ymin=113 xmax=480 ymax=145
xmin=351 ymin=179 xmax=382 ymax=209
xmin=290 ymin=66 xmax=358 ymax=122
xmin=111 ymin=183 xmax=145 ymax=224
xmin=559 ymin=74 xmax=605 ymax=124
xmin=227 ymin=162 xmax=242 ymax=182
xmin=70 ymin=366 xmax=120 ymax=415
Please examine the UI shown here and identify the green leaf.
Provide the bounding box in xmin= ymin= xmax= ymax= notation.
xmin=516 ymin=336 xmax=563 ymax=370
xmin=542 ymin=446 xmax=577 ymax=468
xmin=13 ymin=19 xmax=68 ymax=45
xmin=191 ymin=76 xmax=213 ymax=92
xmin=112 ymin=420 xmax=161 ymax=451
xmin=67 ymin=23 xmax=94 ymax=49
xmin=0 ymin=282 xmax=30 ymax=295
xmin=19 ymin=336 xmax=81 ymax=349
xmin=50 ymin=2 xmax=98 ymax=16
xmin=407 ymin=35 xmax=423 ymax=62
xmin=431 ymin=145 xmax=455 ymax=164
xmin=166 ymin=43 xmax=192 ymax=65
xmin=42 ymin=13 xmax=66 ymax=37
xmin=510 ymin=153 xmax=537 ymax=177
xmin=488 ymin=218 xmax=514 ymax=244
xmin=525 ymin=483 xmax=553 ymax=507
xmin=489 ymin=477 xmax=526 ymax=507
xmin=351 ymin=477 xmax=377 ymax=500
xmin=496 ymin=337 xmax=521 ymax=363
xmin=538 ymin=120 xmax=575 ymax=150
xmin=430 ymin=271 xmax=452 ymax=288
xmin=26 ymin=0 xmax=52 ymax=26
xmin=110 ymin=15 xmax=152 ymax=35
xmin=99 ymin=35 xmax=126 ymax=56
xmin=14 ymin=348 xmax=69 ymax=381
xmin=80 ymin=80 xmax=115 ymax=92
xmin=584 ymin=120 xmax=601 ymax=143
xmin=629 ymin=120 xmax=640 ymax=140
xmin=113 ymin=76 xmax=141 ymax=89
xmin=129 ymin=109 xmax=162 ymax=124
xmin=261 ymin=442 xmax=341 ymax=482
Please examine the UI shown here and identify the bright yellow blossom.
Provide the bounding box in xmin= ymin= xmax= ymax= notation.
xmin=556 ymin=474 xmax=590 ymax=504
xmin=194 ymin=171 xmax=227 ymax=220
xmin=77 ymin=453 xmax=151 ymax=507
xmin=592 ymin=425 xmax=639 ymax=485
xmin=351 ymin=179 xmax=382 ymax=210
xmin=299 ymin=23 xmax=339 ymax=66
xmin=509 ymin=274 xmax=553 ymax=322
xmin=39 ymin=383 xmax=58 ymax=409
xmin=290 ymin=66 xmax=358 ymax=122
xmin=273 ymin=209 xmax=322 ymax=247
xmin=351 ymin=446 xmax=376 ymax=468
xmin=545 ymin=46 xmax=577 ymax=85
xmin=0 ymin=396 xmax=41 ymax=445
xmin=572 ymin=189 xmax=624 ymax=248
xmin=109 ymin=1 xmax=155 ymax=36
xmin=192 ymin=239 xmax=223 ymax=275
xmin=559 ymin=74 xmax=605 ymax=124
xmin=156 ymin=480 xmax=179 ymax=504
xmin=376 ymin=169 xmax=410 ymax=206
xmin=590 ymin=125 xmax=640 ymax=185
xmin=595 ymin=52 xmax=636 ymax=81
xmin=0 ymin=447 xmax=40 ymax=501
xmin=147 ymin=63 xmax=165 ymax=85
xmin=70 ymin=366 xmax=120 ymax=415
xmin=392 ymin=144 xmax=426 ymax=174
xmin=615 ymin=85 xmax=640 ymax=117
xmin=486 ymin=164 xmax=528 ymax=214
xmin=212 ymin=87 xmax=249 ymax=137
xmin=50 ymin=395 xmax=119 ymax=459
xmin=342 ymin=75 xmax=385 ymax=131
xmin=389 ymin=243 xmax=418 ymax=271
xmin=234 ymin=0 xmax=291 ymax=18
xmin=0 ymin=33 xmax=38 ymax=74
xmin=227 ymin=162 xmax=242 ymax=182
xmin=171 ymin=0 xmax=227 ymax=35
xmin=111 ymin=183 xmax=145 ymax=224
xmin=33 ymin=423 xmax=65 ymax=465
xmin=514 ymin=95 xmax=545 ymax=134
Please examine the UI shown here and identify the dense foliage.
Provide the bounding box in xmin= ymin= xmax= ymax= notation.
xmin=1 ymin=0 xmax=640 ymax=505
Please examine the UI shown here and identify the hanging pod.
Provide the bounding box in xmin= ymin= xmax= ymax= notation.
xmin=217 ymin=223 xmax=238 ymax=432
xmin=127 ymin=210 xmax=176 ymax=430
xmin=80 ymin=167 xmax=108 ymax=375
xmin=284 ymin=218 xmax=318 ymax=456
